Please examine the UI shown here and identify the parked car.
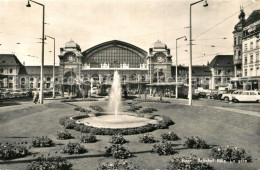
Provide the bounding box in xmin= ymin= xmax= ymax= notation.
xmin=21 ymin=89 xmax=30 ymax=97
xmin=0 ymin=89 xmax=14 ymax=99
xmin=206 ymin=90 xmax=218 ymax=99
xmin=232 ymin=91 xmax=260 ymax=103
xmin=11 ymin=89 xmax=26 ymax=98
xmin=221 ymin=90 xmax=243 ymax=102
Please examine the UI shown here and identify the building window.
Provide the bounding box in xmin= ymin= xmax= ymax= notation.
xmin=244 ymin=43 xmax=247 ymax=51
xmin=47 ymin=77 xmax=51 ymax=81
xmin=9 ymin=83 xmax=13 ymax=88
xmin=9 ymin=77 xmax=13 ymax=80
xmin=250 ymin=68 xmax=253 ymax=76
xmin=227 ymin=70 xmax=231 ymax=75
xmin=234 ymin=50 xmax=236 ymax=57
xmin=257 ymin=67 xmax=259 ymax=75
xmin=256 ymin=52 xmax=259 ymax=62
xmin=0 ymin=68 xmax=3 ymax=73
xmin=250 ymin=42 xmax=253 ymax=50
xmin=9 ymin=69 xmax=13 ymax=74
xmin=238 ymin=51 xmax=241 ymax=59
xmin=234 ymin=37 xmax=236 ymax=45
xmin=30 ymin=77 xmax=34 ymax=81
xmin=30 ymin=83 xmax=33 ymax=88
xmin=250 ymin=54 xmax=253 ymax=63
xmin=238 ymin=36 xmax=241 ymax=44
xmin=244 ymin=69 xmax=247 ymax=76
xmin=256 ymin=40 xmax=259 ymax=48
xmin=244 ymin=56 xmax=247 ymax=64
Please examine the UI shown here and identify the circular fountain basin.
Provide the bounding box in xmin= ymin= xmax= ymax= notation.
xmin=76 ymin=114 xmax=159 ymax=129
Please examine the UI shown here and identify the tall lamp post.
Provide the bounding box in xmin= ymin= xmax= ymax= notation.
xmin=189 ymin=0 xmax=208 ymax=105
xmin=45 ymin=35 xmax=55 ymax=98
xmin=176 ymin=36 xmax=187 ymax=99
xmin=26 ymin=0 xmax=45 ymax=104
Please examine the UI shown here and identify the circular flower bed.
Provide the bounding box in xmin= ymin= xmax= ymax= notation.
xmin=59 ymin=115 xmax=174 ymax=135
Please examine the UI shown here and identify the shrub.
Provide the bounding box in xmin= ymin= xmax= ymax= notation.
xmin=126 ymin=105 xmax=142 ymax=112
xmin=152 ymin=142 xmax=177 ymax=155
xmin=74 ymin=106 xmax=81 ymax=111
xmin=56 ymin=130 xmax=73 ymax=140
xmin=80 ymin=133 xmax=97 ymax=143
xmin=98 ymin=160 xmax=138 ymax=170
xmin=0 ymin=143 xmax=29 ymax=160
xmin=139 ymin=107 xmax=158 ymax=114
xmin=105 ymin=145 xmax=132 ymax=159
xmin=139 ymin=134 xmax=157 ymax=143
xmin=90 ymin=105 xmax=104 ymax=112
xmin=183 ymin=136 xmax=209 ymax=149
xmin=32 ymin=136 xmax=54 ymax=147
xmin=211 ymin=145 xmax=252 ymax=162
xmin=61 ymin=98 xmax=98 ymax=102
xmin=161 ymin=132 xmax=180 ymax=141
xmin=26 ymin=156 xmax=73 ymax=170
xmin=133 ymin=98 xmax=170 ymax=103
xmin=110 ymin=134 xmax=127 ymax=144
xmin=167 ymin=155 xmax=214 ymax=170
xmin=61 ymin=142 xmax=87 ymax=155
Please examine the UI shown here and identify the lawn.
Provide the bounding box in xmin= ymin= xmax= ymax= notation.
xmin=0 ymin=97 xmax=259 ymax=170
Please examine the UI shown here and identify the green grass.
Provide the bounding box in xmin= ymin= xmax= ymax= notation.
xmin=0 ymin=98 xmax=259 ymax=170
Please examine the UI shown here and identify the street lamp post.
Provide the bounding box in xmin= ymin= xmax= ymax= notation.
xmin=176 ymin=36 xmax=187 ymax=99
xmin=26 ymin=0 xmax=45 ymax=104
xmin=45 ymin=35 xmax=55 ymax=98
xmin=189 ymin=0 xmax=208 ymax=105
xmin=70 ymin=68 xmax=73 ymax=98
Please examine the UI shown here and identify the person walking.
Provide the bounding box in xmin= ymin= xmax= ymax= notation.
xmin=33 ymin=89 xmax=39 ymax=104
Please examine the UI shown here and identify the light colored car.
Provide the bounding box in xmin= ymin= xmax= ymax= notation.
xmin=232 ymin=91 xmax=260 ymax=103
xmin=221 ymin=90 xmax=243 ymax=102
xmin=11 ymin=89 xmax=24 ymax=98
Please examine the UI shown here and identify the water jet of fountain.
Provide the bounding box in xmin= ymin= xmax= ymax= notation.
xmin=109 ymin=70 xmax=122 ymax=118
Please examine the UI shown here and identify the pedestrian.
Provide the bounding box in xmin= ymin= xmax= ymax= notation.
xmin=33 ymin=89 xmax=39 ymax=104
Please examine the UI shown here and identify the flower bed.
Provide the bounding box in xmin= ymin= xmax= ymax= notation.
xmin=211 ymin=145 xmax=252 ymax=162
xmin=61 ymin=98 xmax=98 ymax=102
xmin=61 ymin=142 xmax=87 ymax=155
xmin=110 ymin=134 xmax=127 ymax=144
xmin=89 ymin=105 xmax=104 ymax=112
xmin=139 ymin=134 xmax=157 ymax=143
xmin=161 ymin=131 xmax=180 ymax=141
xmin=183 ymin=136 xmax=209 ymax=149
xmin=133 ymin=98 xmax=170 ymax=103
xmin=59 ymin=115 xmax=174 ymax=135
xmin=98 ymin=160 xmax=138 ymax=170
xmin=105 ymin=145 xmax=132 ymax=159
xmin=152 ymin=142 xmax=178 ymax=155
xmin=56 ymin=130 xmax=73 ymax=140
xmin=32 ymin=136 xmax=54 ymax=147
xmin=126 ymin=105 xmax=142 ymax=112
xmin=167 ymin=155 xmax=214 ymax=170
xmin=0 ymin=143 xmax=29 ymax=160
xmin=139 ymin=107 xmax=158 ymax=114
xmin=26 ymin=156 xmax=73 ymax=170
xmin=80 ymin=133 xmax=97 ymax=143
xmin=74 ymin=106 xmax=92 ymax=113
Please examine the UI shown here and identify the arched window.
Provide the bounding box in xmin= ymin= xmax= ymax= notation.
xmin=234 ymin=37 xmax=237 ymax=45
xmin=47 ymin=77 xmax=51 ymax=81
xmin=238 ymin=51 xmax=241 ymax=59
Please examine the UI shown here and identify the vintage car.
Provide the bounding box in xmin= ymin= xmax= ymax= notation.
xmin=232 ymin=91 xmax=260 ymax=103
xmin=221 ymin=90 xmax=243 ymax=102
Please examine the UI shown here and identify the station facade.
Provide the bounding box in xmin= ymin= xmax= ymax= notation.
xmin=58 ymin=39 xmax=174 ymax=96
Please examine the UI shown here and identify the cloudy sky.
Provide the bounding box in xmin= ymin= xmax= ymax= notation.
xmin=0 ymin=0 xmax=259 ymax=66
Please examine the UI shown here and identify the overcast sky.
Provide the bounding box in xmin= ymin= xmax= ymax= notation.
xmin=0 ymin=0 xmax=259 ymax=66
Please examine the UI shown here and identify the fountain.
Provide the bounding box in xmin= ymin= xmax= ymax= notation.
xmin=72 ymin=70 xmax=167 ymax=131
xmin=109 ymin=70 xmax=122 ymax=118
